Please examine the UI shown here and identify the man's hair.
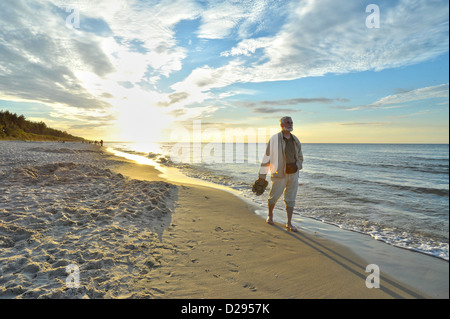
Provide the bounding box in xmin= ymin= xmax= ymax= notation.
xmin=280 ymin=116 xmax=292 ymax=125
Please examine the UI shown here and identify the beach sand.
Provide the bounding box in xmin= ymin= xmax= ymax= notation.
xmin=0 ymin=143 xmax=434 ymax=299
xmin=107 ymin=155 xmax=428 ymax=299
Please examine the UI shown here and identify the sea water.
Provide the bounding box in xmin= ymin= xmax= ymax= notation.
xmin=106 ymin=141 xmax=449 ymax=261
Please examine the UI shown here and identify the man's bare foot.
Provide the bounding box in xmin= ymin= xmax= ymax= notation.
xmin=285 ymin=224 xmax=298 ymax=232
xmin=266 ymin=217 xmax=274 ymax=225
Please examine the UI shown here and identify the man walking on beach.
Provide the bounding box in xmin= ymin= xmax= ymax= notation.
xmin=258 ymin=116 xmax=303 ymax=232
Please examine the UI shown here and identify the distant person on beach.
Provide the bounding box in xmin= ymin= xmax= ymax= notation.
xmin=258 ymin=116 xmax=303 ymax=232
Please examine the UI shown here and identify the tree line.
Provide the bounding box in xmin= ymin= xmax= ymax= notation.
xmin=0 ymin=110 xmax=84 ymax=141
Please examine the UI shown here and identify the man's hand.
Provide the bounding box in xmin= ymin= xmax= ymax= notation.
xmin=252 ymin=178 xmax=268 ymax=196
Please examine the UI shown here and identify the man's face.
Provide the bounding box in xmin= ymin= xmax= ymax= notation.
xmin=281 ymin=118 xmax=293 ymax=132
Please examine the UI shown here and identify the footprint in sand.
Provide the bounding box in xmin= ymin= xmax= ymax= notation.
xmin=243 ymin=283 xmax=257 ymax=292
xmin=227 ymin=261 xmax=239 ymax=273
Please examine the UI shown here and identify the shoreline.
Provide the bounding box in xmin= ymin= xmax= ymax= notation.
xmin=104 ymin=148 xmax=447 ymax=299
xmin=0 ymin=141 xmax=446 ymax=299
xmin=106 ymin=142 xmax=449 ymax=263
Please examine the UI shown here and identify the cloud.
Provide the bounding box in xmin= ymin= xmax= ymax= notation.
xmin=196 ymin=0 xmax=288 ymax=40
xmin=175 ymin=0 xmax=449 ymax=95
xmin=72 ymin=38 xmax=115 ymax=77
xmin=0 ymin=0 xmax=202 ymax=132
xmin=0 ymin=1 xmax=114 ymax=112
xmin=262 ymin=0 xmax=449 ymax=75
xmin=157 ymin=92 xmax=190 ymax=107
xmin=372 ymin=83 xmax=449 ymax=107
xmin=253 ymin=107 xmax=301 ymax=114
xmin=238 ymin=97 xmax=349 ymax=114
xmin=257 ymin=98 xmax=345 ymax=106
xmin=169 ymin=104 xmax=220 ymax=121
xmin=1 ymin=0 xmax=448 ymax=139
xmin=0 ymin=31 xmax=111 ymax=110
xmin=345 ymin=83 xmax=449 ymax=110
xmin=220 ymin=37 xmax=271 ymax=57
xmin=239 ymin=97 xmax=348 ymax=113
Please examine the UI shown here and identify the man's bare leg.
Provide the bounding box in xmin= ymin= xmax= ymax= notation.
xmin=285 ymin=206 xmax=297 ymax=232
xmin=266 ymin=203 xmax=275 ymax=225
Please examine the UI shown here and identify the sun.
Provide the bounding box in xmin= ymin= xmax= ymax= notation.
xmin=115 ymin=104 xmax=174 ymax=142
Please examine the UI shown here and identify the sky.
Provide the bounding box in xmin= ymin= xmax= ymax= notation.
xmin=0 ymin=0 xmax=448 ymax=143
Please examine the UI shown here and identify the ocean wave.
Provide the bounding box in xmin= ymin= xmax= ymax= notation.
xmin=295 ymin=208 xmax=449 ymax=261
xmin=308 ymin=156 xmax=449 ymax=175
xmin=304 ymin=171 xmax=449 ymax=197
